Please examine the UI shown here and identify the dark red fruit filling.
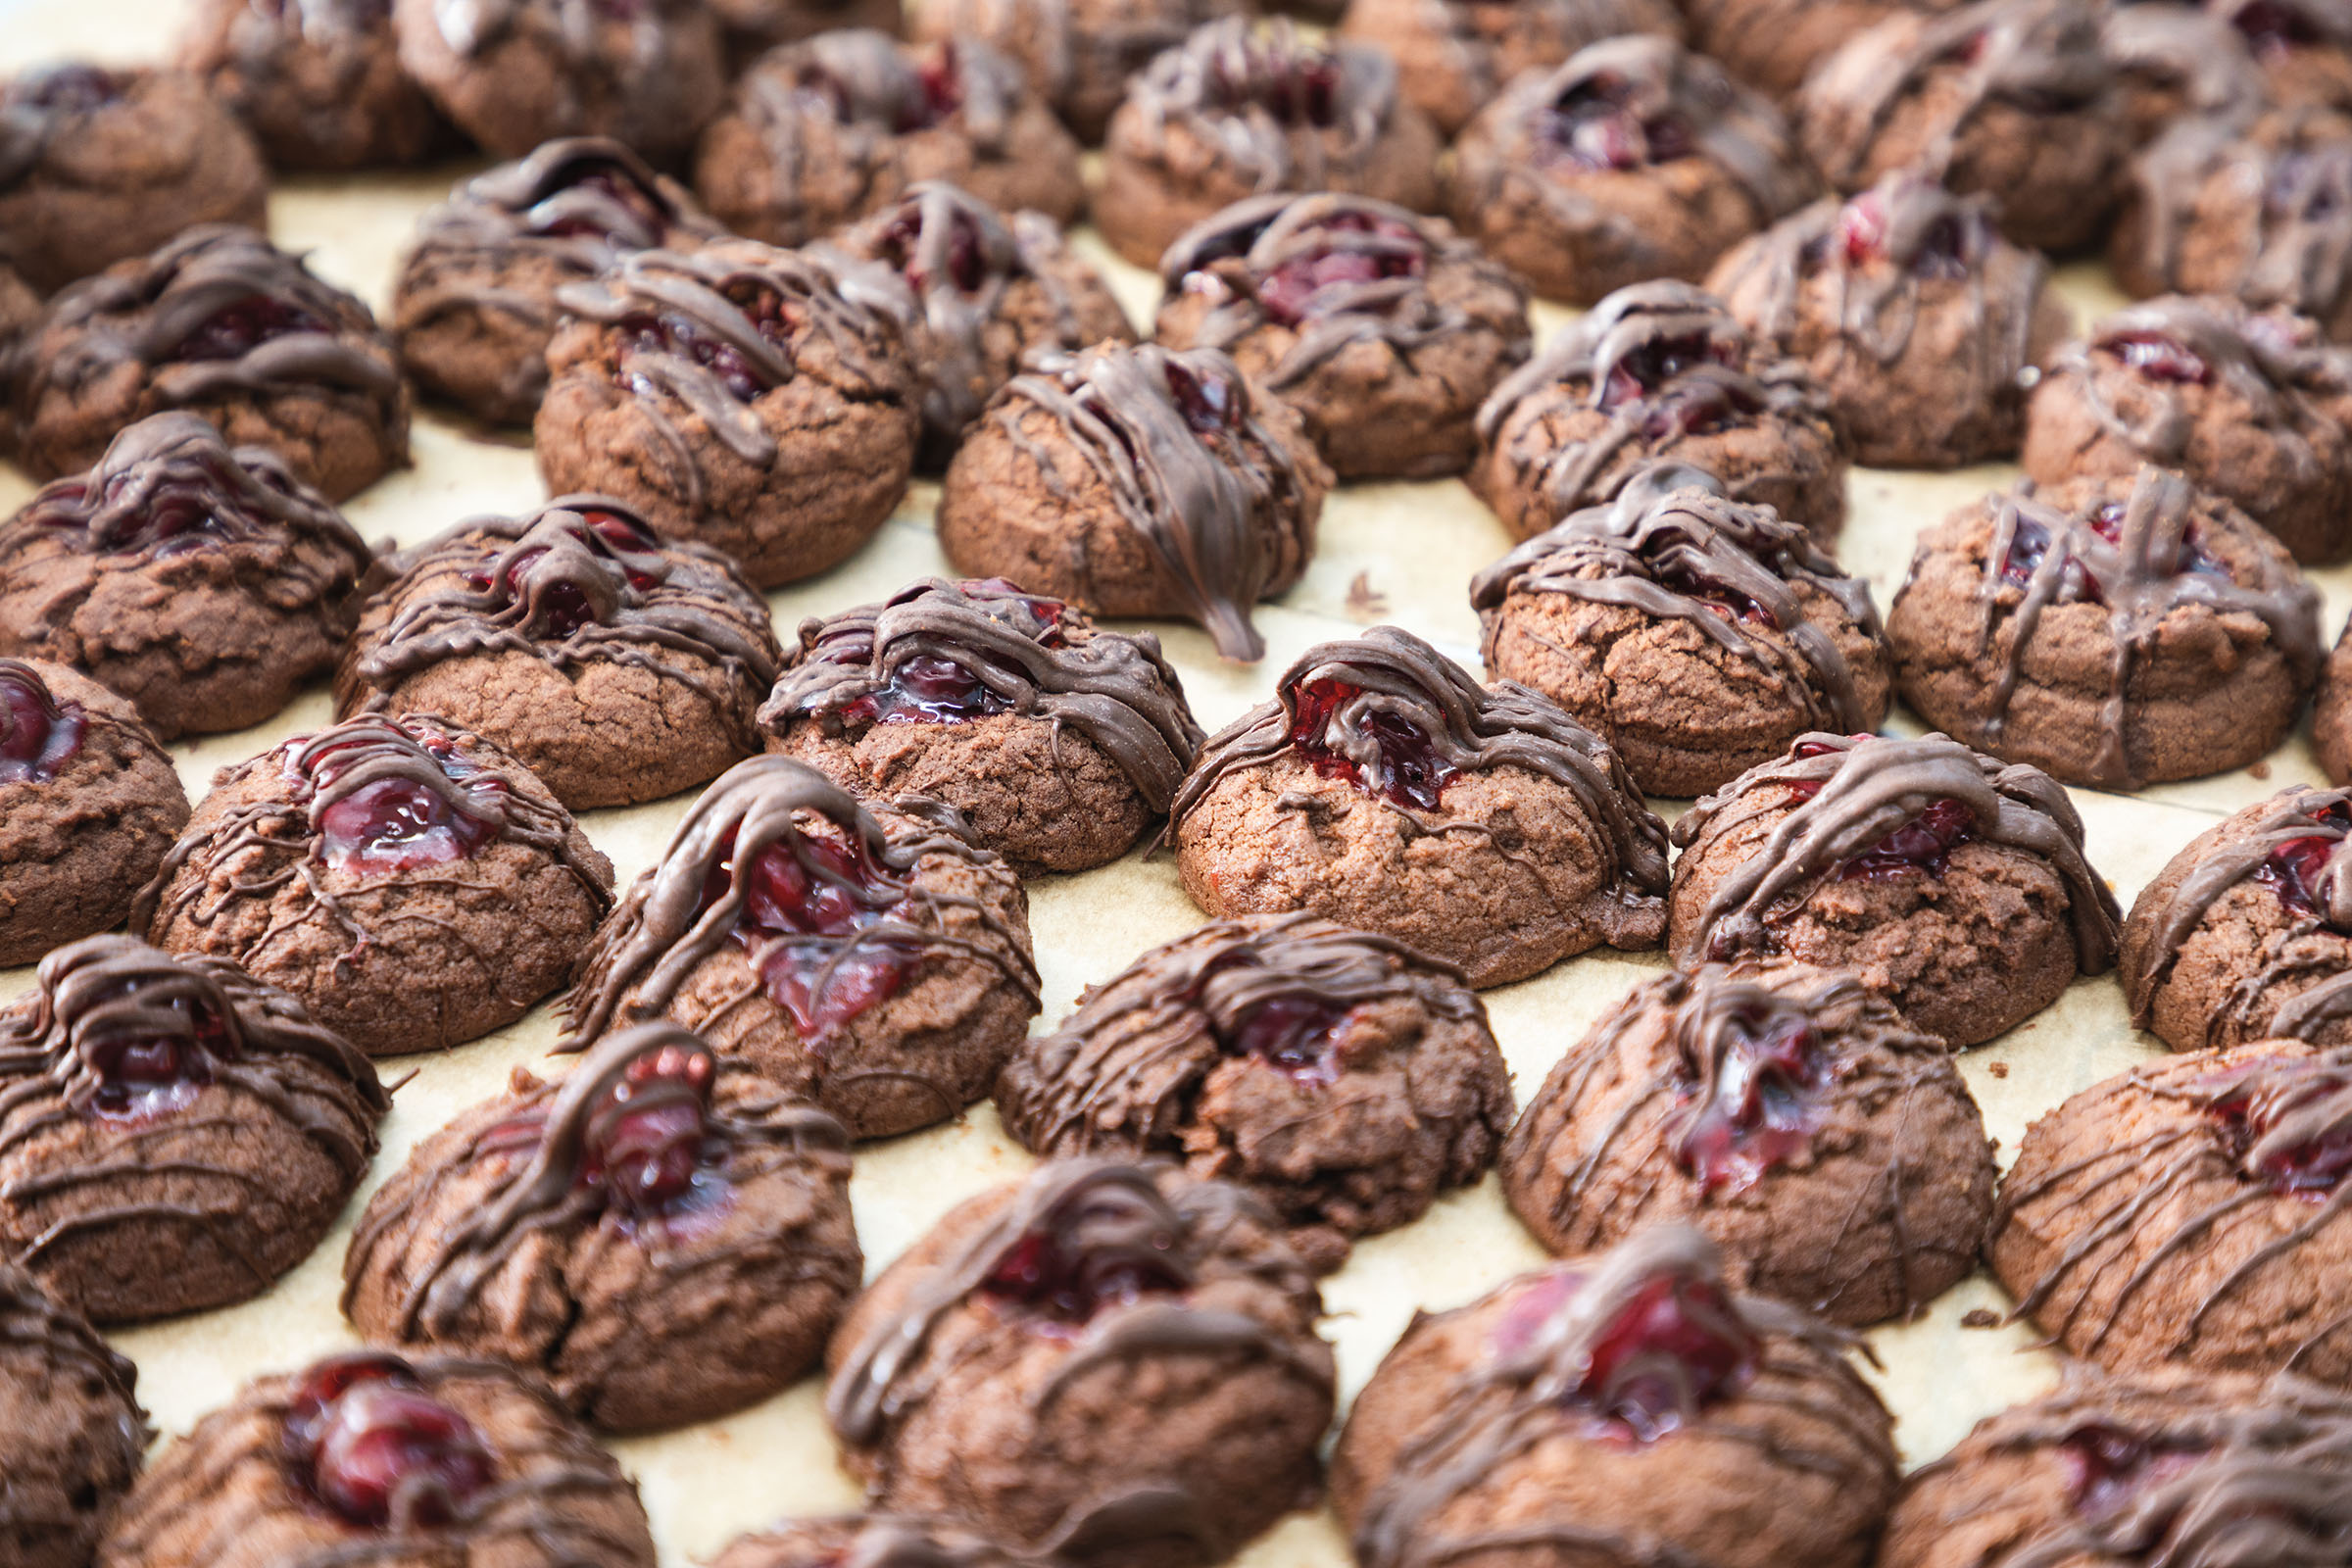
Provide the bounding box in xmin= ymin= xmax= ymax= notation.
xmin=1658 ymin=562 xmax=1776 ymax=627
xmin=709 ymin=824 xmax=915 ymax=1040
xmin=1997 ymin=501 xmax=2229 ymax=600
xmin=1780 ymin=744 xmax=1979 ymax=881
xmin=16 ymin=64 xmax=121 ymax=114
xmin=1288 ymin=676 xmax=1458 ymax=810
xmin=1253 ymin=214 xmax=1427 ymax=327
xmin=1578 ymin=1272 xmax=1759 ymax=1442
xmin=2252 ymin=827 xmax=2345 ymax=920
xmin=901 ymin=48 xmax=964 ymax=132
xmin=2106 ymin=331 xmax=2210 ymax=385
xmin=284 ymin=1353 xmax=494 ymax=1532
xmin=878 ymin=205 xmax=988 ymax=293
xmin=529 ymin=168 xmax=666 ymax=240
xmin=2232 ymin=0 xmax=2323 ymax=54
xmin=1595 ymin=331 xmax=1751 ymax=440
xmin=1834 ymin=191 xmax=1973 ymax=280
xmin=170 ymin=295 xmax=331 ymax=365
xmin=1222 ymin=993 xmax=1348 ymax=1085
xmin=87 ymin=478 xmax=234 ymax=556
xmin=2208 ymin=1061 xmax=2352 ymax=1196
xmin=840 ymin=653 xmax=1013 ymax=726
xmin=458 ymin=514 xmax=659 ymax=634
xmin=1666 ymin=1005 xmax=1823 ymax=1195
xmin=580 ymin=1043 xmax=719 ymax=1217
xmin=83 ymin=1004 xmax=224 ymax=1122
xmin=2058 ymin=1424 xmax=2214 ymax=1515
xmin=1210 ymin=49 xmax=1342 ymax=126
xmin=306 ymin=729 xmax=503 ymax=873
xmin=1164 ymin=359 xmax=1242 ymax=436
xmin=0 ymin=669 xmax=86 ymax=785
xmin=978 ymin=1216 xmax=1186 ymax=1324
xmin=1541 ymin=70 xmax=1693 ymax=172
xmin=619 ymin=284 xmax=796 ymax=403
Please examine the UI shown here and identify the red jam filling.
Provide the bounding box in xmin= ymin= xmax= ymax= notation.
xmin=580 ymin=1042 xmax=721 ymax=1218
xmin=902 ymin=48 xmax=965 ymax=131
xmin=1834 ymin=190 xmax=1973 ymax=280
xmin=708 ymin=823 xmax=915 ymax=1041
xmin=0 ymin=668 xmax=86 ymax=785
xmin=171 ymin=296 xmax=331 ymax=364
xmin=1665 ymin=1005 xmax=1823 ymax=1196
xmin=1165 ymin=359 xmax=1242 ymax=436
xmin=1658 ymin=563 xmax=1776 ymax=628
xmin=840 ymin=653 xmax=1013 ymax=725
xmin=1222 ymin=993 xmax=1348 ymax=1086
xmin=1595 ymin=331 xmax=1750 ymax=440
xmin=1782 ymin=740 xmax=1979 ymax=881
xmin=1210 ymin=50 xmax=1342 ymax=127
xmin=304 ymin=727 xmax=504 ymax=874
xmin=1580 ymin=1273 xmax=1759 ymax=1442
xmin=1997 ymin=501 xmax=2230 ymax=601
xmin=458 ymin=509 xmax=660 ymax=635
xmin=2252 ymin=828 xmax=2344 ymax=920
xmin=16 ymin=64 xmax=121 ymax=113
xmin=619 ymin=284 xmax=797 ymax=404
xmin=284 ymin=1353 xmax=494 ymax=1532
xmin=878 ymin=204 xmax=988 ymax=293
xmin=528 ymin=168 xmax=666 ymax=240
xmin=978 ymin=1214 xmax=1187 ymax=1324
xmin=2207 ymin=1062 xmax=2352 ymax=1197
xmin=1541 ymin=70 xmax=1694 ymax=172
xmin=1253 ymin=213 xmax=1426 ymax=327
xmin=84 ymin=476 xmax=235 ymax=556
xmin=2059 ymin=1424 xmax=2214 ymax=1514
xmin=83 ymin=1004 xmax=225 ymax=1123
xmin=2231 ymin=0 xmax=2324 ymax=54
xmin=1288 ymin=675 xmax=1458 ymax=810
xmin=2106 ymin=331 xmax=2210 ymax=386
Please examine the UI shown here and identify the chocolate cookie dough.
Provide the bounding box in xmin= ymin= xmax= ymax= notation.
xmin=2321 ymin=613 xmax=2352 ymax=782
xmin=825 ymin=1159 xmax=1337 ymax=1567
xmin=0 ymin=1258 xmax=148 ymax=1568
xmin=134 ymin=712 xmax=615 ymax=1058
xmin=179 ymin=0 xmax=447 ymax=170
xmin=1337 ymin=0 xmax=1681 ymax=139
xmin=1667 ymin=730 xmax=2123 ymax=1047
xmin=562 ymin=756 xmax=1040 ymax=1140
xmin=1471 ymin=281 xmax=1846 ymax=543
xmin=0 ymin=934 xmax=387 ymax=1324
xmin=535 ymin=239 xmax=921 ymax=589
xmin=9 ymin=225 xmax=411 ymax=503
xmin=760 ymin=577 xmax=1202 ymax=874
xmin=1169 ymin=626 xmax=1671 ymax=988
xmin=710 ymin=1514 xmax=1038 ymax=1568
xmin=1886 ymin=467 xmax=2324 ymax=789
xmin=1154 ymin=193 xmax=1533 ymax=481
xmin=912 ymin=0 xmax=1243 ymax=143
xmin=936 ymin=341 xmax=1329 ymax=662
xmin=1684 ymin=0 xmax=1950 ymax=101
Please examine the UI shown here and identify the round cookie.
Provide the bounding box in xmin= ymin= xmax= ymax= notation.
xmin=133 ymin=712 xmax=616 ymax=1058
xmin=1471 ymin=281 xmax=1847 ymax=543
xmin=1886 ymin=466 xmax=2325 ymax=789
xmin=0 ymin=659 xmax=189 ymax=967
xmin=561 ymin=756 xmax=1040 ymax=1140
xmin=1330 ymin=1226 xmax=1900 ymax=1568
xmin=997 ymin=913 xmax=1514 ymax=1269
xmin=1990 ymin=1037 xmax=2352 ymax=1389
xmin=936 ymin=341 xmax=1330 ymax=662
xmin=1168 ymin=626 xmax=1672 ymax=988
xmin=0 ymin=1258 xmax=148 ymax=1568
xmin=336 ymin=495 xmax=783 ymax=810
xmin=1472 ymin=465 xmax=1892 ymax=799
xmin=2102 ymin=0 xmax=2270 ymax=145
xmin=0 ymin=934 xmax=387 ymax=1324
xmin=9 ymin=225 xmax=411 ymax=504
xmin=1667 ymin=730 xmax=2123 ymax=1048
xmin=1094 ymin=18 xmax=1443 ymax=270
xmin=710 ymin=1515 xmax=1038 ymax=1568
xmin=344 ymin=1022 xmax=860 ymax=1434
xmin=1335 ymin=0 xmax=1682 ymax=140
xmin=1153 ymin=193 xmax=1534 ymax=482
xmin=714 ymin=0 xmax=903 ymax=62
xmin=0 ymin=65 xmax=268 ymax=295
xmin=1500 ymin=961 xmax=1996 ymax=1325
xmin=760 ymin=576 xmax=1203 ymax=875
xmin=824 ymin=1158 xmax=1337 ymax=1567
xmin=178 ymin=0 xmax=448 ymax=171
xmin=0 ymin=413 xmax=376 ymax=740
xmin=1446 ymin=36 xmax=1818 ymax=308
xmin=2322 ymin=613 xmax=2352 ymax=782
xmin=910 ymin=0 xmax=1243 ymax=143
xmin=98 ymin=1349 xmax=659 ymax=1567
xmin=1684 ymin=0 xmax=1951 ymax=101
xmin=535 ymin=239 xmax=921 ymax=590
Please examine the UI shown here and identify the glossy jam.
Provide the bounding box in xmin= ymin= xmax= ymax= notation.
xmin=89 ymin=478 xmax=235 ymax=556
xmin=1781 ymin=743 xmax=1980 ymax=880
xmin=1579 ymin=1273 xmax=1759 ymax=1442
xmin=710 ymin=824 xmax=915 ymax=1041
xmin=305 ymin=728 xmax=504 ymax=874
xmin=171 ymin=296 xmax=331 ymax=364
xmin=2108 ymin=330 xmax=2210 ymax=385
xmin=903 ymin=49 xmax=965 ymax=131
xmin=619 ymin=285 xmax=797 ymax=403
xmin=1165 ymin=359 xmax=1242 ymax=436
xmin=838 ymin=653 xmax=1012 ymax=726
xmin=284 ymin=1353 xmax=494 ymax=1531
xmin=0 ymin=669 xmax=86 ymax=786
xmin=457 ymin=513 xmax=659 ymax=637
xmin=580 ymin=1043 xmax=719 ymax=1217
xmin=1657 ymin=563 xmax=1776 ymax=627
xmin=2252 ymin=829 xmax=2343 ymax=920
xmin=978 ymin=1215 xmax=1187 ymax=1324
xmin=2231 ymin=0 xmax=2323 ymax=54
xmin=1253 ymin=213 xmax=1426 ymax=327
xmin=82 ymin=1004 xmax=226 ymax=1122
xmin=1541 ymin=71 xmax=1693 ymax=172
xmin=1211 ymin=50 xmax=1342 ymax=126
xmin=1666 ymin=1005 xmax=1823 ymax=1195
xmin=529 ymin=168 xmax=666 ymax=240
xmin=1288 ymin=675 xmax=1458 ymax=810
xmin=1996 ymin=500 xmax=2230 ymax=602
xmin=1223 ymin=993 xmax=1348 ymax=1086
xmin=2208 ymin=1059 xmax=2352 ymax=1197
xmin=1834 ymin=191 xmax=1973 ymax=280
xmin=2059 ymin=1424 xmax=2214 ymax=1515
xmin=878 ymin=204 xmax=989 ymax=293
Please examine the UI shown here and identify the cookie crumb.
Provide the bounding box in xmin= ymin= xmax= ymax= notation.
xmin=2251 ymin=760 xmax=2273 ymax=779
xmin=1961 ymin=1308 xmax=2001 ymax=1329
xmin=1987 ymin=1061 xmax=2010 ymax=1079
xmin=1347 ymin=571 xmax=1390 ymax=618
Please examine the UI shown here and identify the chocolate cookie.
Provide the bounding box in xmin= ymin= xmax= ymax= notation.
xmin=1336 ymin=0 xmax=1681 ymax=139
xmin=911 ymin=0 xmax=1243 ymax=143
xmin=392 ymin=137 xmax=721 ymax=426
xmin=1446 ymin=36 xmax=1817 ymax=308
xmin=1471 ymin=281 xmax=1847 ymax=543
xmin=0 ymin=1258 xmax=147 ymax=1568
xmin=1886 ymin=467 xmax=2324 ymax=790
xmin=179 ymin=0 xmax=447 ymax=170
xmin=1331 ymin=1226 xmax=1899 ymax=1568
xmin=1667 ymin=730 xmax=2123 ymax=1047
xmin=1707 ymin=172 xmax=2069 ymax=468
xmin=1169 ymin=626 xmax=1671 ymax=988
xmin=2322 ymin=614 xmax=2352 ymax=782
xmin=760 ymin=577 xmax=1202 ymax=875
xmin=1094 ymin=18 xmax=1443 ymax=270
xmin=0 ymin=934 xmax=386 ymax=1324
xmin=98 ymin=1350 xmax=658 ymax=1567
xmin=710 ymin=1514 xmax=1038 ymax=1568
xmin=1153 ymin=193 xmax=1534 ymax=482
xmin=562 ymin=757 xmax=1039 ymax=1140
xmin=344 ymin=1022 xmax=859 ymax=1434
xmin=694 ymin=31 xmax=1085 ymax=250
xmin=824 ymin=1159 xmax=1337 ymax=1567
xmin=134 ymin=712 xmax=615 ymax=1058
xmin=336 ymin=496 xmax=782 ymax=810
xmin=9 ymin=225 xmax=410 ymax=504
xmin=1501 ymin=961 xmax=1995 ymax=1325
xmin=0 ymin=414 xmax=375 ymax=741
xmin=936 ymin=341 xmax=1328 ymax=662
xmin=0 ymin=65 xmax=268 ymax=296
xmin=1991 ymin=1038 xmax=2352 ymax=1388
xmin=1684 ymin=0 xmax=1951 ymax=101
xmin=2103 ymin=0 xmax=2270 ymax=145
xmin=535 ymin=239 xmax=921 ymax=589
xmin=0 ymin=660 xmax=189 ymax=968
xmin=998 ymin=913 xmax=1513 ymax=1268
xmin=1472 ymin=465 xmax=1892 ymax=798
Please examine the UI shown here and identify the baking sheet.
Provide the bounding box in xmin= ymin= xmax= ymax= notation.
xmin=7 ymin=7 xmax=2350 ymax=1560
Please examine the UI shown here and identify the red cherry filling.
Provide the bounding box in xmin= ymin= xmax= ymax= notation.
xmin=1834 ymin=191 xmax=1973 ymax=281
xmin=838 ymin=653 xmax=1013 ymax=727
xmin=580 ymin=1044 xmax=718 ymax=1216
xmin=2252 ymin=830 xmax=2344 ymax=920
xmin=1540 ymin=71 xmax=1694 ymax=172
xmin=284 ymin=1354 xmax=494 ymax=1532
xmin=710 ymin=825 xmax=916 ymax=1040
xmin=2208 ymin=1059 xmax=2352 ymax=1196
xmin=88 ymin=480 xmax=232 ymax=556
xmin=83 ymin=1006 xmax=225 ymax=1122
xmin=2058 ymin=1424 xmax=2214 ymax=1515
xmin=528 ymin=169 xmax=666 ymax=240
xmin=170 ymin=295 xmax=331 ymax=365
xmin=306 ymin=729 xmax=503 ymax=873
xmin=878 ymin=205 xmax=989 ymax=293
xmin=1222 ymin=993 xmax=1348 ymax=1085
xmin=1288 ymin=675 xmax=1459 ymax=810
xmin=1209 ymin=49 xmax=1342 ymax=126
xmin=2106 ymin=331 xmax=2210 ymax=385
xmin=1665 ymin=1006 xmax=1823 ymax=1195
xmin=619 ymin=285 xmax=796 ymax=404
xmin=1658 ymin=564 xmax=1777 ymax=627
xmin=0 ymin=669 xmax=86 ymax=785
xmin=902 ymin=48 xmax=964 ymax=132
xmin=1164 ymin=360 xmax=1242 ymax=436
xmin=1580 ymin=1273 xmax=1758 ymax=1441
xmin=1253 ymin=214 xmax=1427 ymax=328
xmin=978 ymin=1217 xmax=1186 ymax=1324
xmin=15 ymin=64 xmax=121 ymax=114
xmin=1997 ymin=501 xmax=2229 ymax=600
xmin=1595 ymin=331 xmax=1750 ymax=440
xmin=2231 ymin=0 xmax=2324 ymax=54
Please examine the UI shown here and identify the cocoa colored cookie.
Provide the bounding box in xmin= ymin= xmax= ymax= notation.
xmin=710 ymin=1514 xmax=1040 ymax=1568
xmin=2102 ymin=0 xmax=2270 ymax=146
xmin=9 ymin=225 xmax=411 ymax=504
xmin=0 ymin=934 xmax=387 ymax=1324
xmin=134 ymin=712 xmax=615 ymax=1058
xmin=1153 ymin=193 xmax=1533 ymax=482
xmin=911 ymin=0 xmax=1243 ymax=143
xmin=2323 ymin=613 xmax=2352 ymax=781
xmin=1500 ymin=961 xmax=1996 ymax=1325
xmin=178 ymin=0 xmax=448 ymax=171
xmin=1684 ymin=0 xmax=1954 ymax=101
xmin=1472 ymin=464 xmax=1892 ymax=799
xmin=715 ymin=0 xmax=902 ymax=63
xmin=1169 ymin=626 xmax=1671 ymax=988
xmin=1667 ymin=730 xmax=2123 ymax=1047
xmin=535 ymin=239 xmax=921 ymax=589
xmin=0 ymin=659 xmax=189 ymax=968
xmin=1446 ymin=36 xmax=1817 ymax=308
xmin=1708 ymin=172 xmax=2070 ymax=468
xmin=1798 ymin=0 xmax=2128 ymax=254
xmin=344 ymin=1022 xmax=860 ymax=1434
xmin=1336 ymin=0 xmax=1681 ymax=139
xmin=337 ymin=495 xmax=782 ymax=810
xmin=0 ymin=1258 xmax=149 ymax=1568
xmin=1471 ymin=281 xmax=1847 ymax=543
xmin=998 ymin=913 xmax=1514 ymax=1269
xmin=0 ymin=414 xmax=375 ymax=740
xmin=694 ymin=31 xmax=1085 ymax=249
xmin=2023 ymin=295 xmax=2352 ymax=564
xmin=97 ymin=1349 xmax=659 ymax=1568
xmin=0 ymin=65 xmax=268 ymax=296
xmin=1991 ymin=1037 xmax=2352 ymax=1389
xmin=824 ymin=1159 xmax=1337 ymax=1567
xmin=1094 ymin=18 xmax=1443 ymax=270
xmin=1886 ymin=467 xmax=2325 ymax=790
xmin=937 ymin=340 xmax=1329 ymax=662
xmin=760 ymin=576 xmax=1203 ymax=875
xmin=392 ymin=137 xmax=722 ymax=426
xmin=1330 ymin=1226 xmax=1899 ymax=1568
xmin=561 ymin=756 xmax=1040 ymax=1140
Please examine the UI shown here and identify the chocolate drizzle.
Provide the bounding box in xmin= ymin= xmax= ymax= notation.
xmin=1124 ymin=18 xmax=1403 ymax=191
xmin=2130 ymin=104 xmax=2352 ymax=325
xmin=2102 ymin=2 xmax=2268 ymax=133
